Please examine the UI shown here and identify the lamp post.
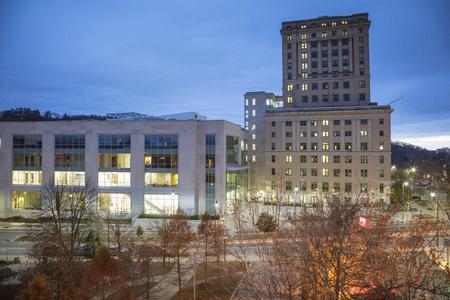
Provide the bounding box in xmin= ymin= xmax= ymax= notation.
xmin=411 ymin=168 xmax=416 ymax=197
xmin=403 ymin=182 xmax=409 ymax=220
xmin=294 ymin=186 xmax=298 ymax=217
xmin=431 ymin=192 xmax=438 ymax=247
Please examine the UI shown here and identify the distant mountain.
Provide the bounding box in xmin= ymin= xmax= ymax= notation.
xmin=0 ymin=108 xmax=106 ymax=121
xmin=391 ymin=141 xmax=434 ymax=167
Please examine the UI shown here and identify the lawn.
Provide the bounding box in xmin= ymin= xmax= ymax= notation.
xmin=170 ymin=261 xmax=247 ymax=300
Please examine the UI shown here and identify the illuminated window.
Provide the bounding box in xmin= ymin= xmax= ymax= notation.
xmin=334 ymin=169 xmax=341 ymax=177
xmin=322 ymin=131 xmax=329 ymax=136
xmin=311 ymin=120 xmax=318 ymax=126
xmin=302 ymin=73 xmax=308 ymax=78
xmin=301 ymin=24 xmax=306 ymax=29
xmin=342 ymin=30 xmax=348 ymax=35
xmin=345 ymin=169 xmax=352 ymax=177
xmin=302 ymin=62 xmax=308 ymax=69
xmin=144 ymin=194 xmax=178 ymax=215
xmin=321 ymin=22 xmax=327 ymax=27
xmin=251 ymin=124 xmax=256 ymax=130
xmin=311 ymin=131 xmax=318 ymax=137
xmin=379 ymin=142 xmax=384 ymax=150
xmin=345 ymin=156 xmax=352 ymax=163
xmin=12 ymin=171 xmax=42 ymax=185
xmin=11 ymin=190 xmax=41 ymax=210
xmin=252 ymin=110 xmax=256 ymax=116
xmin=252 ymin=155 xmax=256 ymax=162
xmin=311 ymin=156 xmax=318 ymax=163
xmin=300 ymin=168 xmax=307 ymax=176
xmin=334 ymin=143 xmax=340 ymax=150
xmin=332 ymin=21 xmax=337 ymax=26
xmin=361 ymin=142 xmax=368 ymax=150
xmin=286 ymin=155 xmax=293 ymax=163
xmin=245 ymin=99 xmax=248 ymax=105
xmin=302 ymin=83 xmax=308 ymax=90
xmin=300 ymin=143 xmax=307 ymax=150
xmin=359 ymin=81 xmax=366 ymax=88
xmin=301 ymin=34 xmax=306 ymax=39
xmin=342 ymin=20 xmax=347 ymax=25
xmin=285 ymin=168 xmax=292 ymax=176
xmin=286 ymin=143 xmax=292 ymax=150
xmin=360 ymin=130 xmax=368 ymax=136
xmin=361 ymin=156 xmax=368 ymax=163
xmin=287 ymin=84 xmax=293 ymax=91
xmin=287 ymin=96 xmax=293 ymax=103
xmin=54 ymin=172 xmax=85 ymax=186
xmin=321 ymin=32 xmax=327 ymax=37
xmin=323 ymin=143 xmax=329 ymax=150
xmin=252 ymin=134 xmax=256 ymax=140
xmin=302 ymin=52 xmax=308 ymax=59
xmin=301 ymin=42 xmax=307 ymax=49
xmin=99 ymin=193 xmax=131 ymax=213
xmin=345 ymin=143 xmax=352 ymax=150
xmin=251 ymin=144 xmax=256 ymax=151
xmin=99 ymin=172 xmax=131 ymax=187
xmin=311 ymin=169 xmax=318 ymax=176
xmin=322 ymin=155 xmax=329 ymax=163
xmin=287 ymin=35 xmax=292 ymax=40
xmin=323 ymin=169 xmax=329 ymax=176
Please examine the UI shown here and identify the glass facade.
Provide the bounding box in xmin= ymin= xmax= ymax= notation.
xmin=55 ymin=135 xmax=85 ymax=185
xmin=12 ymin=135 xmax=42 ymax=185
xmin=99 ymin=193 xmax=131 ymax=213
xmin=98 ymin=135 xmax=131 ymax=187
xmin=226 ymin=169 xmax=248 ymax=212
xmin=144 ymin=194 xmax=178 ymax=215
xmin=226 ymin=136 xmax=238 ymax=164
xmin=11 ymin=190 xmax=41 ymax=210
xmin=144 ymin=135 xmax=178 ymax=187
xmin=205 ymin=135 xmax=216 ymax=214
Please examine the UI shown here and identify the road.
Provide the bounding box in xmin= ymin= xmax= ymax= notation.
xmin=0 ymin=229 xmax=30 ymax=262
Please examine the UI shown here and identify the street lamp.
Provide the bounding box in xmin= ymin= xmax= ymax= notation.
xmin=411 ymin=168 xmax=416 ymax=197
xmin=403 ymin=182 xmax=409 ymax=220
xmin=431 ymin=192 xmax=439 ymax=247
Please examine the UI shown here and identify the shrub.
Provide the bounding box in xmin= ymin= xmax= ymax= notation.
xmin=256 ymin=212 xmax=276 ymax=232
xmin=136 ymin=225 xmax=144 ymax=237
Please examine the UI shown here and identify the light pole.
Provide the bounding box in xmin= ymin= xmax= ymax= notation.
xmin=411 ymin=168 xmax=416 ymax=197
xmin=431 ymin=192 xmax=438 ymax=247
xmin=403 ymin=182 xmax=409 ymax=220
xmin=294 ymin=186 xmax=298 ymax=217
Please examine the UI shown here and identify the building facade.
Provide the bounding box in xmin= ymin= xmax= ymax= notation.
xmin=0 ymin=120 xmax=249 ymax=218
xmin=247 ymin=13 xmax=392 ymax=204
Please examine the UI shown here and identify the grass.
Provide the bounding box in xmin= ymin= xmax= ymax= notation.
xmin=170 ymin=260 xmax=246 ymax=300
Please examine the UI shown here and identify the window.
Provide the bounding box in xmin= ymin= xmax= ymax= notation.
xmin=302 ymin=83 xmax=308 ymax=91
xmin=323 ymin=143 xmax=329 ymax=150
xmin=345 ymin=156 xmax=352 ymax=163
xmin=380 ymin=170 xmax=385 ymax=178
xmin=361 ymin=142 xmax=368 ymax=150
xmin=345 ymin=183 xmax=352 ymax=193
xmin=312 ymin=95 xmax=318 ymax=102
xmin=311 ymin=120 xmax=318 ymax=126
xmin=380 ymin=156 xmax=385 ymax=164
xmin=361 ymin=156 xmax=368 ymax=163
xmin=286 ymin=181 xmax=292 ymax=191
xmin=322 ymin=61 xmax=328 ymax=68
xmin=342 ymin=30 xmax=348 ymax=35
xmin=323 ymin=169 xmax=329 ymax=177
xmin=287 ymin=52 xmax=292 ymax=59
xmin=342 ymin=59 xmax=349 ymax=66
xmin=288 ymin=63 xmax=292 ymax=69
xmin=361 ymin=119 xmax=368 ymax=125
xmin=359 ymin=47 xmax=364 ymax=54
xmin=287 ymin=43 xmax=291 ymax=49
xmin=287 ymin=35 xmax=292 ymax=40
xmin=286 ymin=143 xmax=292 ymax=150
xmin=272 ymin=121 xmax=276 ymax=127
xmin=302 ymin=73 xmax=308 ymax=78
xmin=300 ymin=168 xmax=307 ymax=176
xmin=322 ymin=95 xmax=329 ymax=102
xmin=287 ymin=84 xmax=293 ymax=91
xmin=332 ymin=39 xmax=338 ymax=46
xmin=332 ymin=49 xmax=338 ymax=56
xmin=344 ymin=119 xmax=352 ymax=125
xmin=333 ymin=95 xmax=339 ymax=102
xmin=271 ymin=168 xmax=275 ymax=175
xmin=312 ymin=62 xmax=318 ymax=68
xmin=311 ymin=169 xmax=318 ymax=176
xmin=322 ymin=131 xmax=329 ymax=137
xmin=312 ymin=83 xmax=318 ymax=90
xmin=300 ymin=155 xmax=307 ymax=163
xmin=302 ymin=96 xmax=308 ymax=103
xmin=343 ymin=81 xmax=349 ymax=89
xmin=286 ymin=121 xmax=292 ymax=126
xmin=321 ymin=41 xmax=327 ymax=47
xmin=342 ymin=49 xmax=349 ymax=56
xmin=301 ymin=52 xmax=307 ymax=59
xmin=359 ymin=37 xmax=364 ymax=43
xmin=321 ymin=119 xmax=329 ymax=126
xmin=301 ymin=24 xmax=306 ymax=29
xmin=332 ymin=60 xmax=338 ymax=67
xmin=345 ymin=143 xmax=352 ymax=150
xmin=252 ymin=144 xmax=256 ymax=150
xmin=286 ymin=132 xmax=292 ymax=137
xmin=343 ymin=94 xmax=350 ymax=101
xmin=302 ymin=62 xmax=308 ymax=69
xmin=379 ymin=119 xmax=384 ymax=125
xmin=334 ymin=143 xmax=341 ymax=150
xmin=379 ymin=130 xmax=384 ymax=137
xmin=345 ymin=169 xmax=352 ymax=177
xmin=333 ymin=182 xmax=340 ymax=192
xmin=332 ymin=31 xmax=337 ymax=36
xmin=252 ymin=110 xmax=256 ymax=116
xmin=11 ymin=190 xmax=41 ymax=210
xmin=252 ymin=155 xmax=256 ymax=162
xmin=288 ymin=73 xmax=292 ymax=80
xmin=334 ymin=169 xmax=341 ymax=177
xmin=272 ymin=155 xmax=275 ymax=162
xmin=380 ymin=183 xmax=384 ymax=194
xmin=300 ymin=143 xmax=307 ymax=150
xmin=379 ymin=142 xmax=384 ymax=150
xmin=311 ymin=182 xmax=318 ymax=191
xmin=321 ymin=50 xmax=328 ymax=57
xmin=311 ymin=41 xmax=317 ymax=48
xmin=300 ymin=131 xmax=307 ymax=137
xmin=311 ymin=155 xmax=318 ymax=163
xmin=311 ymin=143 xmax=318 ymax=150
xmin=272 ymin=143 xmax=276 ymax=150
xmin=359 ymin=93 xmax=366 ymax=101
xmin=99 ymin=193 xmax=131 ymax=213
xmin=301 ymin=42 xmax=307 ymax=49
xmin=286 ymin=168 xmax=292 ymax=176
xmin=342 ymin=39 xmax=348 ymax=45
xmin=287 ymin=96 xmax=293 ymax=103
xmin=334 ymin=156 xmax=340 ymax=163
xmin=360 ymin=68 xmax=364 ymax=75
xmin=322 ymin=182 xmax=329 ymax=192
xmin=311 ymin=131 xmax=318 ymax=137
xmin=301 ymin=34 xmax=306 ymax=39
xmin=358 ymin=28 xmax=364 ymax=34
xmin=360 ymin=57 xmax=364 ymax=64
xmin=361 ymin=169 xmax=368 ymax=177
xmin=360 ymin=130 xmax=368 ymax=136
xmin=252 ymin=134 xmax=256 ymax=140
xmin=322 ymin=82 xmax=328 ymax=90
xmin=345 ymin=131 xmax=352 ymax=136
xmin=361 ymin=183 xmax=368 ymax=193
xmin=321 ymin=22 xmax=327 ymax=27
xmin=300 ymin=120 xmax=307 ymax=126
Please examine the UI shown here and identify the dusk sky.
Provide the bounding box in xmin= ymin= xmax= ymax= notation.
xmin=1 ymin=0 xmax=449 ymax=150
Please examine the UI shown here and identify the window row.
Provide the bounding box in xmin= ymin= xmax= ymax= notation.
xmin=275 ymin=119 xmax=384 ymax=126
xmin=272 ymin=155 xmax=385 ymax=164
xmin=287 ymin=68 xmax=365 ymax=79
xmin=298 ymin=94 xmax=365 ymax=103
xmin=272 ymin=130 xmax=384 ymax=138
xmin=282 ymin=142 xmax=384 ymax=151
xmin=283 ymin=182 xmax=384 ymax=194
xmin=280 ymin=168 xmax=385 ymax=178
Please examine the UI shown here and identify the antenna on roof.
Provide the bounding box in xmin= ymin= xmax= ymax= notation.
xmin=387 ymin=96 xmax=404 ymax=105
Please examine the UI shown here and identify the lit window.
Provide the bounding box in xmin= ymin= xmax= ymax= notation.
xmin=252 ymin=155 xmax=256 ymax=162
xmin=360 ymin=130 xmax=368 ymax=136
xmin=323 ymin=143 xmax=329 ymax=150
xmin=321 ymin=22 xmax=327 ymax=27
xmin=302 ymin=52 xmax=308 ymax=59
xmin=301 ymin=42 xmax=307 ymax=49
xmin=302 ymin=73 xmax=308 ymax=78
xmin=334 ymin=143 xmax=340 ymax=150
xmin=252 ymin=110 xmax=256 ymax=116
xmin=322 ymin=32 xmax=327 ymax=37
xmin=245 ymin=99 xmax=248 ymax=105
xmin=322 ymin=82 xmax=329 ymax=89
xmin=286 ymin=168 xmax=292 ymax=176
xmin=252 ymin=99 xmax=256 ymax=105
xmin=361 ymin=142 xmax=368 ymax=150
xmin=301 ymin=24 xmax=306 ymax=29
xmin=342 ymin=20 xmax=347 ymax=25
xmin=100 ymin=193 xmax=131 ymax=213
xmin=345 ymin=143 xmax=352 ymax=150
xmin=322 ymin=155 xmax=329 ymax=163
xmin=302 ymin=62 xmax=308 ymax=69
xmin=301 ymin=34 xmax=306 ymax=39
xmin=311 ymin=120 xmax=318 ymax=126
xmin=287 ymin=84 xmax=293 ymax=91
xmin=302 ymin=83 xmax=308 ymax=91
xmin=300 ymin=131 xmax=307 ymax=137
xmin=287 ymin=35 xmax=292 ymax=40
xmin=311 ymin=169 xmax=318 ymax=176
xmin=252 ymin=134 xmax=256 ymax=139
xmin=345 ymin=169 xmax=352 ymax=177
xmin=311 ymin=143 xmax=318 ymax=150
xmin=379 ymin=142 xmax=384 ymax=150
xmin=286 ymin=143 xmax=292 ymax=150
xmin=342 ymin=30 xmax=348 ymax=35
xmin=252 ymin=144 xmax=256 ymax=150
xmin=332 ymin=21 xmax=336 ymax=26
xmin=359 ymin=81 xmax=366 ymax=88
xmin=287 ymin=96 xmax=293 ymax=103
xmin=300 ymin=143 xmax=307 ymax=150
xmin=311 ymin=131 xmax=318 ymax=137
xmin=322 ymin=120 xmax=329 ymax=126
xmin=323 ymin=169 xmax=329 ymax=176
xmin=345 ymin=156 xmax=352 ymax=163
xmin=334 ymin=169 xmax=340 ymax=177
xmin=311 ymin=156 xmax=318 ymax=163
xmin=361 ymin=156 xmax=368 ymax=163
xmin=286 ymin=155 xmax=292 ymax=163
xmin=322 ymin=131 xmax=329 ymax=137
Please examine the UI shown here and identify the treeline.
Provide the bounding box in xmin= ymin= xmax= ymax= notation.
xmin=0 ymin=108 xmax=106 ymax=121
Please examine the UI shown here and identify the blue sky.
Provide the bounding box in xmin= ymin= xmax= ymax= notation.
xmin=1 ymin=0 xmax=449 ymax=150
